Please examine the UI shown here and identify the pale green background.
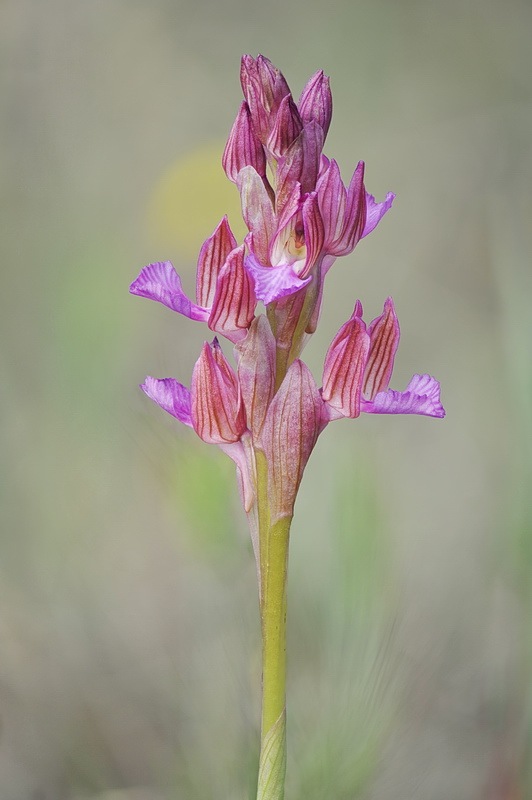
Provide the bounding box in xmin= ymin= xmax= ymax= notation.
xmin=1 ymin=1 xmax=531 ymax=798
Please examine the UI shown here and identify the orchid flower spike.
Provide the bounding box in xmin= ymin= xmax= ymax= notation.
xmin=130 ymin=55 xmax=444 ymax=800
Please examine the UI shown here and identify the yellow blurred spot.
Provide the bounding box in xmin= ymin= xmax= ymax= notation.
xmin=147 ymin=142 xmax=247 ymax=261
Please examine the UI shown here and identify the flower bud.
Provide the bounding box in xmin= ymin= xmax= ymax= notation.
xmin=240 ymin=54 xmax=290 ymax=143
xmin=191 ymin=339 xmax=246 ymax=444
xmin=223 ymin=101 xmax=266 ymax=183
xmin=267 ymin=94 xmax=303 ymax=159
xmin=298 ymin=70 xmax=332 ymax=139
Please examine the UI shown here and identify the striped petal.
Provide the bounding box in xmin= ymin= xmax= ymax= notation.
xmin=130 ymin=261 xmax=209 ymax=322
xmin=363 ymin=297 xmax=400 ymax=400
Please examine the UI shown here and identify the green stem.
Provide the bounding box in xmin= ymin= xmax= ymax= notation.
xmin=257 ymin=516 xmax=291 ymax=800
xmin=260 ymin=516 xmax=291 ymax=735
xmin=255 ymin=451 xmax=291 ymax=800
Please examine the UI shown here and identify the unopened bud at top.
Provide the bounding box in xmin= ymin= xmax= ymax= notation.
xmin=267 ymin=94 xmax=303 ymax=159
xmin=298 ymin=70 xmax=332 ymax=140
xmin=222 ymin=101 xmax=266 ymax=183
xmin=240 ymin=54 xmax=290 ymax=143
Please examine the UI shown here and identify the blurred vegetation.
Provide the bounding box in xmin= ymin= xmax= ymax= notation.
xmin=1 ymin=0 xmax=531 ymax=798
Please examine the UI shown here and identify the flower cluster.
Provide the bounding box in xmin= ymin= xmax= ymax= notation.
xmin=131 ymin=55 xmax=444 ymax=552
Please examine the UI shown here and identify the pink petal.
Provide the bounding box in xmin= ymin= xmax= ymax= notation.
xmin=361 ymin=191 xmax=395 ymax=238
xmin=363 ymin=297 xmax=400 ymax=399
xmin=361 ymin=373 xmax=445 ymax=418
xmin=322 ymin=306 xmax=370 ymax=419
xmin=208 ymin=245 xmax=256 ymax=342
xmin=140 ymin=377 xmax=192 ymax=427
xmin=244 ymin=253 xmax=312 ymax=305
xmin=196 ymin=216 xmax=238 ymax=308
xmin=130 ymin=262 xmax=209 ymax=322
xmin=337 ymin=161 xmax=366 ymax=254
xmin=316 ymin=158 xmax=346 ymax=251
xmin=299 ymin=192 xmax=325 ymax=278
xmin=191 ymin=340 xmax=247 ymax=444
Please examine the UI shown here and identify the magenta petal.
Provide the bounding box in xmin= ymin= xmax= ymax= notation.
xmin=361 ymin=374 xmax=445 ymax=418
xmin=361 ymin=191 xmax=395 ymax=238
xmin=245 ymin=254 xmax=312 ymax=305
xmin=130 ymin=262 xmax=209 ymax=322
xmin=141 ymin=377 xmax=193 ymax=427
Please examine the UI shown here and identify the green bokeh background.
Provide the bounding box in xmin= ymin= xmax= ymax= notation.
xmin=1 ymin=1 xmax=531 ymax=798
